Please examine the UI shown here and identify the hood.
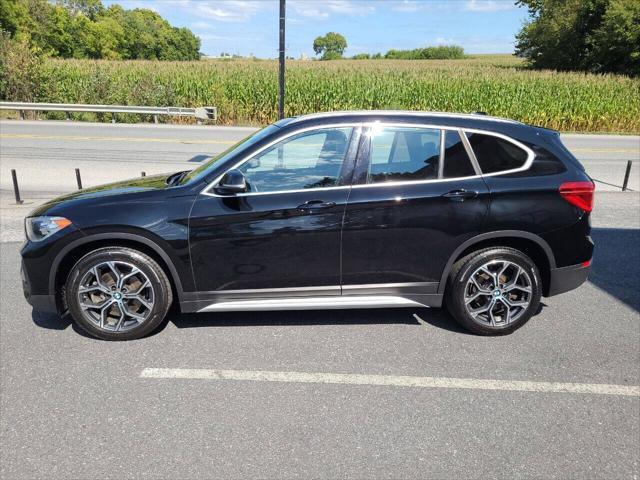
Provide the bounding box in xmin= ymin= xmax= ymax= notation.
xmin=29 ymin=172 xmax=177 ymax=217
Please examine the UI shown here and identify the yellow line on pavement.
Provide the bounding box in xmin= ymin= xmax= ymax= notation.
xmin=570 ymin=147 xmax=638 ymax=154
xmin=0 ymin=133 xmax=236 ymax=145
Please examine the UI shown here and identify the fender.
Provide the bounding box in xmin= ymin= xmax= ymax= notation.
xmin=49 ymin=232 xmax=186 ymax=301
xmin=437 ymin=230 xmax=556 ymax=294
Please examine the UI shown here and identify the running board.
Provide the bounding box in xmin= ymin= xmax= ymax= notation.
xmin=197 ymin=295 xmax=427 ymax=313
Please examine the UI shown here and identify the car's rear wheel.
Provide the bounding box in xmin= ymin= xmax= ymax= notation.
xmin=65 ymin=247 xmax=172 ymax=340
xmin=445 ymin=247 xmax=542 ymax=335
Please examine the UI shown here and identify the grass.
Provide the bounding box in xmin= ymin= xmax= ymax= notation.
xmin=19 ymin=55 xmax=640 ymax=132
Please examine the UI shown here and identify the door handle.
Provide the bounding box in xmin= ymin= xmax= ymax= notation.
xmin=442 ymin=189 xmax=478 ymax=201
xmin=297 ymin=200 xmax=337 ymax=211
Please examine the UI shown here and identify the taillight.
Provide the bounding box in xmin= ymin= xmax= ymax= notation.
xmin=559 ymin=181 xmax=595 ymax=213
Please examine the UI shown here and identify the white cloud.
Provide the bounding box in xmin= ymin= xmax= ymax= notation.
xmin=190 ymin=1 xmax=267 ymax=22
xmin=195 ymin=32 xmax=224 ymax=41
xmin=464 ymin=0 xmax=517 ymax=12
xmin=390 ymin=1 xmax=427 ymax=13
xmin=191 ymin=21 xmax=215 ymax=30
xmin=434 ymin=37 xmax=454 ymax=45
xmin=289 ymin=0 xmax=374 ymax=20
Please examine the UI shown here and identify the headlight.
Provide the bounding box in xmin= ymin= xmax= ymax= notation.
xmin=25 ymin=216 xmax=72 ymax=242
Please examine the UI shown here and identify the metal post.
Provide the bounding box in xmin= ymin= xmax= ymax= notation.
xmin=111 ymin=113 xmax=116 ymax=123
xmin=153 ymin=114 xmax=158 ymax=124
xmin=75 ymin=168 xmax=83 ymax=190
xmin=278 ymin=0 xmax=286 ymax=120
xmin=141 ymin=171 xmax=146 ymax=177
xmin=622 ymin=160 xmax=632 ymax=191
xmin=11 ymin=169 xmax=23 ymax=205
xmin=19 ymin=110 xmax=25 ymax=120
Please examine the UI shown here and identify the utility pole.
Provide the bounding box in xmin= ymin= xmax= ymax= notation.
xmin=278 ymin=0 xmax=286 ymax=120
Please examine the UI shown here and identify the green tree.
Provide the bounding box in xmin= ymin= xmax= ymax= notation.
xmin=383 ymin=45 xmax=464 ymax=60
xmin=0 ymin=0 xmax=200 ymax=61
xmin=588 ymin=0 xmax=640 ymax=76
xmin=0 ymin=0 xmax=32 ymax=38
xmin=61 ymin=0 xmax=104 ymax=19
xmin=516 ymin=0 xmax=639 ymax=76
xmin=0 ymin=31 xmax=43 ymax=101
xmin=313 ymin=32 xmax=347 ymax=60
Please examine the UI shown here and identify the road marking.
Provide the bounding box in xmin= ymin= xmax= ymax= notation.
xmin=0 ymin=133 xmax=236 ymax=145
xmin=569 ymin=148 xmax=639 ymax=154
xmin=140 ymin=368 xmax=640 ymax=397
xmin=413 ymin=313 xmax=429 ymax=328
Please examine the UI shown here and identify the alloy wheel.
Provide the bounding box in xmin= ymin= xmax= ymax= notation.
xmin=77 ymin=261 xmax=154 ymax=332
xmin=464 ymin=259 xmax=532 ymax=327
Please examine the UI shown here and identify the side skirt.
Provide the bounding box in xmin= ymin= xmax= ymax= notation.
xmin=181 ymin=293 xmax=443 ymax=313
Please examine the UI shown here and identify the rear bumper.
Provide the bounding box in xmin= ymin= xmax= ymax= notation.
xmin=546 ymin=261 xmax=591 ymax=297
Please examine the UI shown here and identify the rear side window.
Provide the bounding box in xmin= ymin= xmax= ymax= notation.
xmin=443 ymin=130 xmax=476 ymax=178
xmin=466 ymin=133 xmax=528 ymax=174
xmin=367 ymin=127 xmax=441 ymax=183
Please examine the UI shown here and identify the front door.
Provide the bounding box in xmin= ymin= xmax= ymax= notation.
xmin=341 ymin=125 xmax=490 ymax=298
xmin=189 ymin=126 xmax=359 ymax=298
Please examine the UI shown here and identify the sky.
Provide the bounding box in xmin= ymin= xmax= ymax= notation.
xmin=103 ymin=0 xmax=530 ymax=58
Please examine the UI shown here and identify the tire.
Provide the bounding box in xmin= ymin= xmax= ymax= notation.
xmin=65 ymin=247 xmax=173 ymax=340
xmin=445 ymin=247 xmax=542 ymax=335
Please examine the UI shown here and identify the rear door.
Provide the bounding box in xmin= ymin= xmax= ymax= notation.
xmin=341 ymin=124 xmax=490 ymax=298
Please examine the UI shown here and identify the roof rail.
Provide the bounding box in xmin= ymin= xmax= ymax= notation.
xmin=288 ymin=110 xmax=521 ymax=125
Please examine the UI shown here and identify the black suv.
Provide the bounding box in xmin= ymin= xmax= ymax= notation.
xmin=21 ymin=111 xmax=594 ymax=340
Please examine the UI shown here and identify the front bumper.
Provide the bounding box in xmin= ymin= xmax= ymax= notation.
xmin=546 ymin=261 xmax=591 ymax=297
xmin=21 ymin=260 xmax=58 ymax=313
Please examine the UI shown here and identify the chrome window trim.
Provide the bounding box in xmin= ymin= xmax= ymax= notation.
xmin=200 ymin=121 xmax=535 ymax=197
xmin=461 ymin=128 xmax=535 ymax=177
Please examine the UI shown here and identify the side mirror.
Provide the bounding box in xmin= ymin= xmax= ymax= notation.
xmin=215 ymin=169 xmax=247 ymax=195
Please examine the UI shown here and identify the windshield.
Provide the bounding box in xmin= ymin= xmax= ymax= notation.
xmin=179 ymin=124 xmax=280 ymax=185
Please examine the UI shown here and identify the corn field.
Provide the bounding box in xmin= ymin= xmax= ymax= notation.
xmin=23 ymin=56 xmax=640 ymax=132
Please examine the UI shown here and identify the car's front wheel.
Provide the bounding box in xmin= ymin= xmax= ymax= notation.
xmin=65 ymin=247 xmax=172 ymax=340
xmin=445 ymin=247 xmax=542 ymax=335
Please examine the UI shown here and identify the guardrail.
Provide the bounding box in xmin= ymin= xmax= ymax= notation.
xmin=0 ymin=102 xmax=217 ymax=123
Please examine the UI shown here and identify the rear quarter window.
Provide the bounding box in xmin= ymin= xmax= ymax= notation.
xmin=443 ymin=130 xmax=476 ymax=178
xmin=465 ymin=133 xmax=529 ymax=174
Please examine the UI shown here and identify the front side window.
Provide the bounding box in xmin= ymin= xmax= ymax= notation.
xmin=367 ymin=127 xmax=441 ymax=183
xmin=181 ymin=124 xmax=280 ymax=185
xmin=237 ymin=127 xmax=353 ymax=193
xmin=465 ymin=133 xmax=529 ymax=174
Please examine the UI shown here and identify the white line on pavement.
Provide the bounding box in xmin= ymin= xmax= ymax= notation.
xmin=140 ymin=368 xmax=640 ymax=397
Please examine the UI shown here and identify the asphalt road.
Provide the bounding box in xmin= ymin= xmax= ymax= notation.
xmin=1 ymin=120 xmax=639 ymax=195
xmin=1 ymin=189 xmax=639 ymax=477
